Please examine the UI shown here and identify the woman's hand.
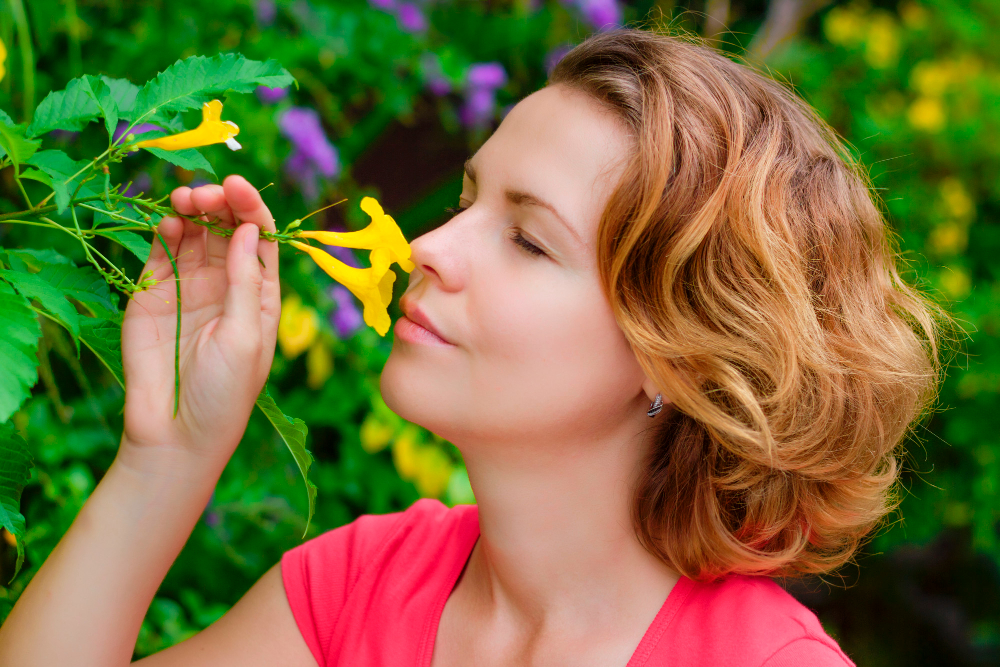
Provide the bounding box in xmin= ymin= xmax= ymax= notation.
xmin=119 ymin=174 xmax=281 ymax=473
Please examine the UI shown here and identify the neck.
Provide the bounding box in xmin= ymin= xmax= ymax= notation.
xmin=456 ymin=402 xmax=679 ymax=628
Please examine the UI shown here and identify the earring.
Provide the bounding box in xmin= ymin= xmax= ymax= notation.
xmin=647 ymin=393 xmax=664 ymax=418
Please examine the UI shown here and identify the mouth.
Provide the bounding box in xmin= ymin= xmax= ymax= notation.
xmin=396 ymin=298 xmax=455 ymax=347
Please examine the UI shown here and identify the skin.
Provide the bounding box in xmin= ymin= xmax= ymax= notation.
xmin=0 ymin=84 xmax=678 ymax=666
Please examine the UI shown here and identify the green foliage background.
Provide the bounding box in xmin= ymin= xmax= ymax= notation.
xmin=0 ymin=1 xmax=997 ymax=664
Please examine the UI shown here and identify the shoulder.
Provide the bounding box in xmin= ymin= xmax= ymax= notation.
xmin=282 ymin=498 xmax=476 ymax=595
xmin=652 ymin=575 xmax=854 ymax=667
xmin=280 ymin=499 xmax=479 ymax=666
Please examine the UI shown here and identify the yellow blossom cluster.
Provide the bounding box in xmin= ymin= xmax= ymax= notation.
xmin=359 ymin=398 xmax=467 ymax=501
xmin=905 ymin=54 xmax=985 ymax=133
xmin=926 ymin=177 xmax=976 ymax=301
xmin=277 ymin=294 xmax=334 ymax=388
xmin=291 ymin=197 xmax=413 ymax=336
xmin=823 ymin=4 xmax=901 ymax=69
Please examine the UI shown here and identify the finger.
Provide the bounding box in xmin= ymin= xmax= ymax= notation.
xmin=166 ymin=186 xmax=208 ymax=270
xmin=144 ymin=185 xmax=195 ymax=279
xmin=190 ymin=184 xmax=237 ymax=267
xmin=215 ymin=222 xmax=264 ymax=357
xmin=221 ymin=175 xmax=281 ymax=363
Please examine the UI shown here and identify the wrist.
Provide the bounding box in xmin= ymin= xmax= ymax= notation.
xmin=115 ymin=436 xmax=228 ymax=490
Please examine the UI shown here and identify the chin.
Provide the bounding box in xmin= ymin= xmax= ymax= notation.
xmin=380 ymin=346 xmax=449 ymax=434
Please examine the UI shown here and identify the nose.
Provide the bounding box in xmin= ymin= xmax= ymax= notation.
xmin=407 ymin=215 xmax=468 ymax=293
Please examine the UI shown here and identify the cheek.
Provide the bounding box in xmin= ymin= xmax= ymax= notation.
xmin=469 ymin=272 xmax=643 ymax=425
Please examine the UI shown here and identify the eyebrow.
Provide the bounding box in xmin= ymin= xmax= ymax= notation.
xmin=464 ymin=159 xmax=582 ymax=245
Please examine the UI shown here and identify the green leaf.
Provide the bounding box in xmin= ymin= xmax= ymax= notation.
xmin=0 ymin=123 xmax=41 ymax=168
xmin=0 ymin=110 xmax=14 ymax=127
xmin=79 ymin=316 xmax=123 ymax=388
xmin=88 ymin=199 xmax=143 ymax=228
xmin=105 ymin=229 xmax=152 ymax=262
xmin=255 ymin=383 xmax=315 ymax=537
xmin=81 ymin=75 xmax=119 ymax=138
xmin=26 ymin=76 xmax=101 ymax=137
xmin=131 ymin=53 xmax=295 ymax=120
xmin=0 ymin=421 xmax=33 ymax=581
xmin=34 ymin=262 xmax=118 ymax=319
xmin=142 ymin=146 xmax=216 ymax=176
xmin=0 ymin=268 xmax=81 ymax=353
xmin=100 ymin=76 xmax=139 ymax=121
xmin=3 ymin=247 xmax=74 ymax=270
xmin=0 ymin=282 xmax=41 ymax=423
xmin=25 ymin=149 xmax=97 ymax=213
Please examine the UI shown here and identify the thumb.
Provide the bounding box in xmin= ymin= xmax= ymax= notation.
xmin=218 ymin=222 xmax=264 ymax=344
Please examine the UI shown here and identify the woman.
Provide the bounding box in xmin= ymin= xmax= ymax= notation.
xmin=0 ymin=28 xmax=944 ymax=666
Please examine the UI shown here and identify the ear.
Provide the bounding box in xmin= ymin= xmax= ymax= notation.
xmin=641 ymin=375 xmax=665 ymax=405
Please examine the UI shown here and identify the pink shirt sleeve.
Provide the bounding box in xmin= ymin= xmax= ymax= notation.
xmin=280 ymin=511 xmax=408 ymax=666
xmin=761 ymin=637 xmax=854 ymax=666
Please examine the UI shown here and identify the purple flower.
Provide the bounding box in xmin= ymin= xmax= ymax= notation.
xmin=256 ymin=85 xmax=289 ymax=104
xmin=324 ymin=242 xmax=360 ymax=268
xmin=460 ymin=87 xmax=499 ymax=129
xmin=329 ymin=285 xmax=364 ymax=338
xmin=113 ymin=121 xmax=164 ymax=146
xmin=545 ymin=44 xmax=573 ymax=75
xmin=427 ymin=76 xmax=451 ymax=96
xmin=578 ymin=0 xmax=622 ymax=31
xmin=278 ymin=107 xmax=340 ymax=201
xmin=255 ymin=0 xmax=277 ymax=26
xmin=396 ymin=3 xmax=428 ymax=32
xmin=466 ymin=62 xmax=508 ymax=90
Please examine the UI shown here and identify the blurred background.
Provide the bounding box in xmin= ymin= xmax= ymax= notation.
xmin=0 ymin=0 xmax=997 ymax=664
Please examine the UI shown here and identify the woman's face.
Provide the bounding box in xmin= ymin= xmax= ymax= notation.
xmin=381 ymin=84 xmax=650 ymax=449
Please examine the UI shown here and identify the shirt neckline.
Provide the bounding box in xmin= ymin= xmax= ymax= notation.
xmin=418 ymin=504 xmax=695 ymax=667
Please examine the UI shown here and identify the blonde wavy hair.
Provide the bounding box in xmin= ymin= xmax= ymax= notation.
xmin=550 ymin=28 xmax=949 ymax=580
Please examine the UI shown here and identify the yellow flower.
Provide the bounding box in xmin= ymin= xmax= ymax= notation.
xmin=927 ymin=222 xmax=968 ymax=256
xmin=289 ymin=241 xmax=396 ymax=336
xmin=938 ymin=266 xmax=971 ymax=300
xmin=306 ymin=340 xmax=334 ymax=389
xmin=823 ymin=5 xmax=868 ymax=48
xmin=392 ymin=427 xmax=421 ymax=480
xmin=133 ymin=99 xmax=241 ymax=151
xmin=939 ymin=177 xmax=974 ymax=220
xmin=413 ymin=446 xmax=454 ymax=499
xmin=278 ymin=293 xmax=320 ymax=359
xmin=359 ymin=415 xmax=395 ymax=454
xmin=0 ymin=38 xmax=7 ymax=83
xmin=907 ymin=96 xmax=946 ymax=132
xmin=2 ymin=528 xmax=15 ymax=547
xmin=298 ymin=197 xmax=415 ymax=273
xmin=863 ymin=12 xmax=900 ymax=69
xmin=911 ymin=60 xmax=955 ymax=97
xmin=899 ymin=1 xmax=929 ymax=29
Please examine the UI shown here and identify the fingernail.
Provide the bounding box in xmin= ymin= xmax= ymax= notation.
xmin=244 ymin=225 xmax=259 ymax=255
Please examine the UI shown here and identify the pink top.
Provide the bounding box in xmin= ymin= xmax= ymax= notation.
xmin=281 ymin=498 xmax=855 ymax=667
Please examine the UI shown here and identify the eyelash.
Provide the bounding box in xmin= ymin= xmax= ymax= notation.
xmin=443 ymin=206 xmax=547 ymax=257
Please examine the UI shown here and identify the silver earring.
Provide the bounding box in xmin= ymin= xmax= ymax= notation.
xmin=647 ymin=393 xmax=664 ymax=418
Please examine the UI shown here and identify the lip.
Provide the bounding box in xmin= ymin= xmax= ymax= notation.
xmin=396 ymin=298 xmax=455 ymax=347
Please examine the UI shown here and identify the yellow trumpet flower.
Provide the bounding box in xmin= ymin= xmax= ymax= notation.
xmin=289 ymin=241 xmax=396 ymax=336
xmin=297 ymin=196 xmax=414 ymax=272
xmin=0 ymin=38 xmax=7 ymax=83
xmin=133 ymin=99 xmax=241 ymax=151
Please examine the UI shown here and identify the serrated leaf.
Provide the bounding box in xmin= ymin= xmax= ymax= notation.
xmin=105 ymin=229 xmax=152 ymax=262
xmin=0 ymin=110 xmax=14 ymax=126
xmin=0 ymin=268 xmax=81 ymax=353
xmin=0 ymin=421 xmax=33 ymax=581
xmin=132 ymin=53 xmax=294 ymax=120
xmin=79 ymin=316 xmax=123 ymax=388
xmin=80 ymin=75 xmax=119 ymax=138
xmin=142 ymin=146 xmax=216 ymax=176
xmin=26 ymin=77 xmax=102 ymax=137
xmin=0 ymin=123 xmax=41 ymax=167
xmin=255 ymin=383 xmax=315 ymax=537
xmin=25 ymin=149 xmax=98 ymax=213
xmin=100 ymin=76 xmax=139 ymax=121
xmin=0 ymin=282 xmax=41 ymax=423
xmin=34 ymin=262 xmax=118 ymax=319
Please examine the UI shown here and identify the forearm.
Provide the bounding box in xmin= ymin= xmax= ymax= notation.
xmin=0 ymin=440 xmax=227 ymax=667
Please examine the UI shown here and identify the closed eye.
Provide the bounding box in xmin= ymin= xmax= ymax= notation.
xmin=444 ymin=205 xmax=548 ymax=258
